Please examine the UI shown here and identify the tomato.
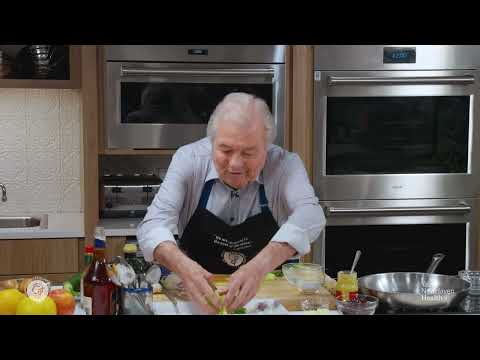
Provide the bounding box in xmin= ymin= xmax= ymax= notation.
xmin=48 ymin=289 xmax=76 ymax=315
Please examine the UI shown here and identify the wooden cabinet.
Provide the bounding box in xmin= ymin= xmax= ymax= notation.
xmin=0 ymin=240 xmax=35 ymax=275
xmin=79 ymin=236 xmax=127 ymax=262
xmin=0 ymin=238 xmax=79 ymax=277
xmin=106 ymin=236 xmax=127 ymax=262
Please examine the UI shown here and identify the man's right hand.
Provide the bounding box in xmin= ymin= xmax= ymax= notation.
xmin=153 ymin=242 xmax=221 ymax=314
xmin=177 ymin=259 xmax=221 ymax=314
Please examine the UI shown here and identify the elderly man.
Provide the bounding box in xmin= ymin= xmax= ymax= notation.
xmin=137 ymin=92 xmax=326 ymax=313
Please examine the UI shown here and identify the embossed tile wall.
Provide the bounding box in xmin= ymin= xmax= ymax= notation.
xmin=0 ymin=89 xmax=83 ymax=215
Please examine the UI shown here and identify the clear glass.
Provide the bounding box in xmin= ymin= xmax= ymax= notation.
xmin=326 ymin=96 xmax=470 ymax=175
xmin=300 ymin=295 xmax=330 ymax=311
xmin=459 ymin=295 xmax=480 ymax=312
xmin=458 ymin=270 xmax=480 ymax=295
xmin=121 ymin=287 xmax=153 ymax=315
xmin=335 ymin=294 xmax=378 ymax=315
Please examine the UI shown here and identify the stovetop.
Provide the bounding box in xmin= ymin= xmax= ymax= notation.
xmin=375 ymin=294 xmax=480 ymax=315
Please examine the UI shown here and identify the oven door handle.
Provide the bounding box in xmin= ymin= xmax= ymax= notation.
xmin=120 ymin=67 xmax=275 ymax=77
xmin=327 ymin=75 xmax=475 ymax=86
xmin=325 ymin=205 xmax=472 ymax=216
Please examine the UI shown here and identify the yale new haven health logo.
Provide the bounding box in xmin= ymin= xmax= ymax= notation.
xmin=26 ymin=276 xmax=51 ymax=302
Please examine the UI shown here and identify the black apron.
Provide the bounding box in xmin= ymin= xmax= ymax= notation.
xmin=179 ymin=179 xmax=280 ymax=274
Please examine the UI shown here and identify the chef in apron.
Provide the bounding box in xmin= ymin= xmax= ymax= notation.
xmin=137 ymin=92 xmax=326 ymax=313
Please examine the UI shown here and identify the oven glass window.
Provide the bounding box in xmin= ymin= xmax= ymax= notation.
xmin=121 ymin=83 xmax=273 ymax=124
xmin=326 ymin=96 xmax=470 ymax=174
xmin=325 ymin=224 xmax=466 ymax=277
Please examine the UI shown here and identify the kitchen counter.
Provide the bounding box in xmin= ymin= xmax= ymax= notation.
xmin=0 ymin=212 xmax=84 ymax=239
xmin=98 ymin=218 xmax=142 ymax=237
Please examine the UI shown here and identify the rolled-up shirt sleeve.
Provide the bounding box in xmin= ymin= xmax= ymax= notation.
xmin=137 ymin=148 xmax=192 ymax=262
xmin=270 ymin=154 xmax=326 ymax=256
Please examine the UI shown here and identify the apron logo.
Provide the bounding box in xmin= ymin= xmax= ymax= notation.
xmin=222 ymin=251 xmax=246 ymax=267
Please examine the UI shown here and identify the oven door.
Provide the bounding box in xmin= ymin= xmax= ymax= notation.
xmin=313 ymin=198 xmax=479 ymax=277
xmin=105 ymin=62 xmax=285 ymax=149
xmin=313 ymin=70 xmax=480 ymax=200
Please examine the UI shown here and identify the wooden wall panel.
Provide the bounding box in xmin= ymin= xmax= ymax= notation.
xmin=291 ymin=45 xmax=315 ymax=263
xmin=82 ymin=45 xmax=100 ymax=246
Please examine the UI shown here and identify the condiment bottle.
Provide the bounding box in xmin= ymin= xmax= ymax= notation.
xmin=82 ymin=226 xmax=119 ymax=315
xmin=335 ymin=270 xmax=359 ymax=301
xmin=123 ymin=243 xmax=149 ymax=275
xmin=79 ymin=244 xmax=94 ymax=309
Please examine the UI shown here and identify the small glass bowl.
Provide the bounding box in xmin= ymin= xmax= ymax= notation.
xmin=282 ymin=263 xmax=325 ymax=294
xmin=335 ymin=294 xmax=378 ymax=315
xmin=458 ymin=270 xmax=480 ymax=295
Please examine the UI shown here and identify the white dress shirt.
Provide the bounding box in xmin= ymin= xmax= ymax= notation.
xmin=137 ymin=137 xmax=326 ymax=262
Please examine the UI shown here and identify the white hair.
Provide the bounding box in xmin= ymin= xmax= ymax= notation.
xmin=207 ymin=92 xmax=276 ymax=145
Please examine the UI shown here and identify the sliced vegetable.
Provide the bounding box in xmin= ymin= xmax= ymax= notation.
xmin=264 ymin=273 xmax=276 ymax=280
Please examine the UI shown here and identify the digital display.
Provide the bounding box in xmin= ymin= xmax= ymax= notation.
xmin=188 ymin=48 xmax=208 ymax=56
xmin=383 ymin=47 xmax=416 ymax=64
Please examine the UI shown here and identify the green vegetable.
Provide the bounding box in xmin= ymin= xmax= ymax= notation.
xmin=67 ymin=273 xmax=81 ymax=291
xmin=233 ymin=307 xmax=247 ymax=314
xmin=63 ymin=281 xmax=80 ymax=296
xmin=272 ymin=270 xmax=283 ymax=277
xmin=264 ymin=273 xmax=276 ymax=280
xmin=63 ymin=273 xmax=82 ymax=296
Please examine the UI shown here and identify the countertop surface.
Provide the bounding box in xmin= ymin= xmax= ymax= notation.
xmin=98 ymin=218 xmax=142 ymax=237
xmin=0 ymin=213 xmax=84 ymax=239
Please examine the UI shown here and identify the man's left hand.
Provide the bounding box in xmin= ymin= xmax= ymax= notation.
xmin=223 ymin=263 xmax=265 ymax=311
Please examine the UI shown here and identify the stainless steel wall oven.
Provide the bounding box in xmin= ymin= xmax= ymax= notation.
xmin=312 ymin=46 xmax=480 ymax=275
xmin=104 ymin=45 xmax=286 ymax=149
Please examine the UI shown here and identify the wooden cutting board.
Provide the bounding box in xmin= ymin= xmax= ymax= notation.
xmin=212 ymin=275 xmax=336 ymax=311
xmin=154 ymin=274 xmax=337 ymax=311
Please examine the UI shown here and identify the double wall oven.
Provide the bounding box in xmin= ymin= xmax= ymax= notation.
xmin=312 ymin=45 xmax=480 ymax=276
xmin=104 ymin=45 xmax=286 ymax=149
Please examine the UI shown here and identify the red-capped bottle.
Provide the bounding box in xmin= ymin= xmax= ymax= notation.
xmin=82 ymin=226 xmax=118 ymax=315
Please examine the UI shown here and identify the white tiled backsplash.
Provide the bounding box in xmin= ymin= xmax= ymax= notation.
xmin=0 ymin=88 xmax=83 ymax=215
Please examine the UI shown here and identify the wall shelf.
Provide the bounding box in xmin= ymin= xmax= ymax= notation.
xmin=0 ymin=45 xmax=81 ymax=89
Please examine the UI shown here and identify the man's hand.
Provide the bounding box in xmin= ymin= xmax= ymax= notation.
xmin=153 ymin=242 xmax=221 ymax=314
xmin=222 ymin=241 xmax=297 ymax=311
xmin=223 ymin=262 xmax=265 ymax=312
xmin=178 ymin=259 xmax=221 ymax=314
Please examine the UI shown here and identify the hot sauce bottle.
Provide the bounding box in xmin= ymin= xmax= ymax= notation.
xmin=82 ymin=226 xmax=118 ymax=315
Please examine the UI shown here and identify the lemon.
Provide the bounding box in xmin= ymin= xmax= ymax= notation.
xmin=16 ymin=296 xmax=57 ymax=315
xmin=0 ymin=288 xmax=26 ymax=315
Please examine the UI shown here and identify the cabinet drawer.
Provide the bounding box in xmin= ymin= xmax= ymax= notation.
xmin=0 ymin=238 xmax=79 ymax=275
xmin=33 ymin=239 xmax=79 ymax=274
xmin=0 ymin=240 xmax=34 ymax=275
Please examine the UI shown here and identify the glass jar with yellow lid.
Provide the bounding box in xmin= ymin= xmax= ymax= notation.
xmin=123 ymin=243 xmax=149 ymax=274
xmin=335 ymin=270 xmax=359 ymax=301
